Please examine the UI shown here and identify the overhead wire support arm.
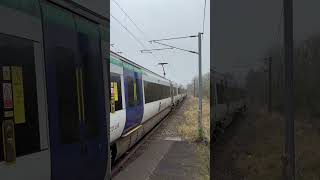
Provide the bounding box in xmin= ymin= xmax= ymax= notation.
xmin=149 ymin=35 xmax=198 ymax=42
xmin=140 ymin=47 xmax=174 ymax=53
xmin=150 ymin=41 xmax=198 ymax=54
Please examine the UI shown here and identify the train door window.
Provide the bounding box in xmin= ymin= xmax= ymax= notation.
xmin=110 ymin=73 xmax=123 ymax=111
xmin=55 ymin=47 xmax=80 ymax=144
xmin=0 ymin=33 xmax=41 ymax=161
xmin=134 ymin=75 xmax=141 ymax=105
xmin=127 ymin=76 xmax=135 ymax=107
xmin=75 ymin=16 xmax=103 ymax=138
xmin=127 ymin=74 xmax=141 ymax=107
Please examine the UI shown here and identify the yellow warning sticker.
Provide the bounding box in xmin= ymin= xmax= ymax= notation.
xmin=4 ymin=111 xmax=14 ymax=118
xmin=2 ymin=66 xmax=11 ymax=80
xmin=11 ymin=66 xmax=26 ymax=124
xmin=114 ymin=82 xmax=118 ymax=101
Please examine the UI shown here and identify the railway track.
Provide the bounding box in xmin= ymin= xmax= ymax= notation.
xmin=111 ymin=99 xmax=186 ymax=178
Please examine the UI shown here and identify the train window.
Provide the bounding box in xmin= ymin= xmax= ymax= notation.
xmin=127 ymin=75 xmax=141 ymax=107
xmin=0 ymin=33 xmax=41 ymax=161
xmin=75 ymin=16 xmax=102 ymax=138
xmin=144 ymin=81 xmax=170 ymax=104
xmin=110 ymin=73 xmax=123 ymax=111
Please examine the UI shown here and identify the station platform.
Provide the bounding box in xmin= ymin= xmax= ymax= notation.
xmin=113 ymin=99 xmax=204 ymax=180
xmin=113 ymin=138 xmax=202 ymax=180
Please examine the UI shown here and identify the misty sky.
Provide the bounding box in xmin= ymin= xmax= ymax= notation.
xmin=213 ymin=0 xmax=320 ymax=78
xmin=110 ymin=0 xmax=210 ymax=86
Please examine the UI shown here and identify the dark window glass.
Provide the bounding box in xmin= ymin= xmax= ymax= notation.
xmin=135 ymin=76 xmax=141 ymax=105
xmin=55 ymin=47 xmax=80 ymax=144
xmin=144 ymin=81 xmax=171 ymax=104
xmin=76 ymin=17 xmax=102 ymax=139
xmin=127 ymin=76 xmax=134 ymax=107
xmin=127 ymin=76 xmax=141 ymax=107
xmin=0 ymin=33 xmax=41 ymax=162
xmin=110 ymin=73 xmax=123 ymax=111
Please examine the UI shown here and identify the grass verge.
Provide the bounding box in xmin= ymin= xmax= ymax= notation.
xmin=178 ymin=97 xmax=210 ymax=180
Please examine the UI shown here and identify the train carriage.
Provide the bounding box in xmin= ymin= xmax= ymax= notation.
xmin=109 ymin=52 xmax=186 ymax=163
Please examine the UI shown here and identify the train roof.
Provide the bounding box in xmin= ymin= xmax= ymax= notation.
xmin=110 ymin=51 xmax=177 ymax=84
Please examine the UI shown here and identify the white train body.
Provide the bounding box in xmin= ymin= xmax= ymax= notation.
xmin=109 ymin=52 xmax=186 ymax=162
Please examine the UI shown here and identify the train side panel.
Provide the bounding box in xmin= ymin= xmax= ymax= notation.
xmin=141 ymin=71 xmax=172 ymax=124
xmin=110 ymin=62 xmax=126 ymax=143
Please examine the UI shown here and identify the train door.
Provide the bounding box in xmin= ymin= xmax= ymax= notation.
xmin=42 ymin=4 xmax=107 ymax=180
xmin=0 ymin=2 xmax=50 ymax=180
xmin=74 ymin=16 xmax=107 ymax=180
xmin=123 ymin=68 xmax=144 ymax=132
xmin=76 ymin=17 xmax=107 ymax=180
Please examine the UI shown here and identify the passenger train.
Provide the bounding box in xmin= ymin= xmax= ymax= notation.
xmin=110 ymin=52 xmax=186 ymax=163
xmin=0 ymin=1 xmax=186 ymax=179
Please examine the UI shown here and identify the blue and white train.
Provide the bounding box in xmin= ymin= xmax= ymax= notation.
xmin=110 ymin=52 xmax=186 ymax=163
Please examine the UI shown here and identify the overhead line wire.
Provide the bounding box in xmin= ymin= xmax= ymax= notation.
xmin=111 ymin=13 xmax=148 ymax=49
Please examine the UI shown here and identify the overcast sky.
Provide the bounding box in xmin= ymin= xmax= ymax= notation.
xmin=110 ymin=0 xmax=210 ymax=86
xmin=213 ymin=0 xmax=320 ymax=79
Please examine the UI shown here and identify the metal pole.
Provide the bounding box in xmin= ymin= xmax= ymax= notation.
xmin=162 ymin=65 xmax=166 ymax=77
xmin=269 ymin=57 xmax=272 ymax=113
xmin=283 ymin=0 xmax=295 ymax=179
xmin=194 ymin=79 xmax=196 ymax=97
xmin=198 ymin=32 xmax=203 ymax=140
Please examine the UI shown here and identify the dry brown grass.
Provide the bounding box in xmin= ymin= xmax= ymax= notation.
xmin=178 ymin=97 xmax=210 ymax=180
xmin=178 ymin=97 xmax=210 ymax=141
xmin=234 ymin=110 xmax=283 ymax=180
xmin=234 ymin=109 xmax=320 ymax=180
